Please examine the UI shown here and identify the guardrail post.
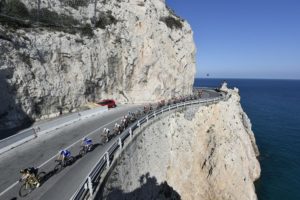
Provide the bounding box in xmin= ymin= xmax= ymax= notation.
xmin=161 ymin=108 xmax=163 ymax=114
xmin=137 ymin=120 xmax=140 ymax=128
xmin=118 ymin=138 xmax=122 ymax=149
xmin=87 ymin=176 xmax=93 ymax=197
xmin=105 ymin=152 xmax=110 ymax=168
xmin=129 ymin=128 xmax=133 ymax=138
xmin=153 ymin=111 xmax=156 ymax=117
xmin=169 ymin=105 xmax=171 ymax=111
xmin=33 ymin=128 xmax=38 ymax=138
xmin=146 ymin=115 xmax=149 ymax=122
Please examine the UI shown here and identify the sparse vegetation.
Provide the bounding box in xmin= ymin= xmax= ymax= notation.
xmin=0 ymin=0 xmax=90 ymax=35
xmin=31 ymin=8 xmax=79 ymax=27
xmin=95 ymin=11 xmax=117 ymax=29
xmin=18 ymin=52 xmax=31 ymax=67
xmin=160 ymin=16 xmax=183 ymax=30
xmin=1 ymin=0 xmax=30 ymax=18
xmin=62 ymin=0 xmax=89 ymax=10
xmin=81 ymin=23 xmax=94 ymax=37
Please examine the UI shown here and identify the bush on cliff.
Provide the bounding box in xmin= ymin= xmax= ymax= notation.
xmin=81 ymin=23 xmax=94 ymax=37
xmin=160 ymin=16 xmax=183 ymax=30
xmin=95 ymin=11 xmax=117 ymax=29
xmin=31 ymin=8 xmax=79 ymax=27
xmin=62 ymin=0 xmax=89 ymax=10
xmin=0 ymin=0 xmax=30 ymax=18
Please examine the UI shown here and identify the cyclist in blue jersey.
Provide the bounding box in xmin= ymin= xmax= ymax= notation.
xmin=57 ymin=149 xmax=71 ymax=162
xmin=82 ymin=137 xmax=93 ymax=151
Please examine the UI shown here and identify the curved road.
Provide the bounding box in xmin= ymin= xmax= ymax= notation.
xmin=0 ymin=89 xmax=220 ymax=200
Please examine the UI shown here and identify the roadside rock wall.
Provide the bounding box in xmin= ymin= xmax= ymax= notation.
xmin=0 ymin=0 xmax=196 ymax=128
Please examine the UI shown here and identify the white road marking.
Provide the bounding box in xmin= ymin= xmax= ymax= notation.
xmin=0 ymin=116 xmax=123 ymax=197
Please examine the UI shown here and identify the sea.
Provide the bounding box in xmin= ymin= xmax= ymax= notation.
xmin=194 ymin=78 xmax=300 ymax=200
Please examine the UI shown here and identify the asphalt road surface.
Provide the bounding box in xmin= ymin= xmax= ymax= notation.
xmin=0 ymin=89 xmax=221 ymax=200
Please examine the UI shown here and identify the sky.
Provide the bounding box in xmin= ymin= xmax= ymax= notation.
xmin=166 ymin=0 xmax=300 ymax=79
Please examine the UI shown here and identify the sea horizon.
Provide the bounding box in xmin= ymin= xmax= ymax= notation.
xmin=194 ymin=78 xmax=300 ymax=200
xmin=195 ymin=77 xmax=300 ymax=81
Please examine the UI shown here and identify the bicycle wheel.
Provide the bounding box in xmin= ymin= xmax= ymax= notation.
xmin=19 ymin=182 xmax=34 ymax=197
xmin=67 ymin=156 xmax=75 ymax=165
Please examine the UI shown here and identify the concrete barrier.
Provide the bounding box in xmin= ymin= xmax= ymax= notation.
xmin=0 ymin=128 xmax=36 ymax=155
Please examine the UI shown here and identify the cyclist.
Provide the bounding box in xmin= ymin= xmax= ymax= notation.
xmin=82 ymin=137 xmax=93 ymax=151
xmin=103 ymin=128 xmax=110 ymax=142
xmin=57 ymin=149 xmax=71 ymax=163
xmin=122 ymin=116 xmax=128 ymax=127
xmin=114 ymin=123 xmax=121 ymax=134
xmin=19 ymin=167 xmax=40 ymax=187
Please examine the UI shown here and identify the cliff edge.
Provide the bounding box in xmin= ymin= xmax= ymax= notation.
xmin=100 ymin=87 xmax=261 ymax=200
xmin=0 ymin=0 xmax=196 ymax=128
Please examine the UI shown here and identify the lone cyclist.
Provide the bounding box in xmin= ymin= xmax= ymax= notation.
xmin=19 ymin=167 xmax=40 ymax=187
xmin=81 ymin=137 xmax=93 ymax=151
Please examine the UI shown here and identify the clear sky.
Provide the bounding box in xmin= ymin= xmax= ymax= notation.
xmin=166 ymin=0 xmax=300 ymax=79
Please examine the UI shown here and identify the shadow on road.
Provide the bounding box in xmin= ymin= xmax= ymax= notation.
xmin=99 ymin=172 xmax=181 ymax=200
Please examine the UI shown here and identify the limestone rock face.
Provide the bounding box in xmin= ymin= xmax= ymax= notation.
xmin=0 ymin=0 xmax=196 ymax=128
xmin=101 ymin=89 xmax=261 ymax=200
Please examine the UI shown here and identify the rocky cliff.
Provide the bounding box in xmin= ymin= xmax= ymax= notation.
xmin=100 ymin=88 xmax=261 ymax=200
xmin=0 ymin=0 xmax=196 ymax=128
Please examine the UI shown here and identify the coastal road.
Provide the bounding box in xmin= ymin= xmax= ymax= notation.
xmin=0 ymin=89 xmax=221 ymax=200
xmin=0 ymin=104 xmax=142 ymax=200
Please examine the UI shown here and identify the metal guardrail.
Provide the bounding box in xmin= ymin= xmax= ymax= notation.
xmin=71 ymin=93 xmax=227 ymax=200
xmin=0 ymin=107 xmax=108 ymax=155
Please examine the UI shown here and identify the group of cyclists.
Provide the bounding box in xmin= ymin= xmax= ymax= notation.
xmin=18 ymin=111 xmax=138 ymax=190
xmin=18 ymin=90 xmax=205 ymax=192
xmin=19 ymin=136 xmax=94 ymax=190
xmin=103 ymin=111 xmax=138 ymax=142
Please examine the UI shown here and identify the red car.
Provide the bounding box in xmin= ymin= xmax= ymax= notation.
xmin=97 ymin=99 xmax=117 ymax=108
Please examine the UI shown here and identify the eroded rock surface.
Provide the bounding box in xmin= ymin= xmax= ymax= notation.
xmin=101 ymin=89 xmax=261 ymax=200
xmin=0 ymin=0 xmax=196 ymax=128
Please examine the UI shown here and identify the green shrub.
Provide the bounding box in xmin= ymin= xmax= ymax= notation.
xmin=31 ymin=8 xmax=79 ymax=26
xmin=1 ymin=0 xmax=30 ymax=18
xmin=95 ymin=11 xmax=117 ymax=29
xmin=81 ymin=23 xmax=94 ymax=37
xmin=160 ymin=16 xmax=183 ymax=30
xmin=63 ymin=0 xmax=89 ymax=10
xmin=18 ymin=52 xmax=31 ymax=67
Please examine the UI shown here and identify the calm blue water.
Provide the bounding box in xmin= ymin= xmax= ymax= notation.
xmin=194 ymin=78 xmax=300 ymax=200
